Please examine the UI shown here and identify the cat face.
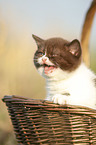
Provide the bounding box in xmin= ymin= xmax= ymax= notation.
xmin=33 ymin=34 xmax=82 ymax=79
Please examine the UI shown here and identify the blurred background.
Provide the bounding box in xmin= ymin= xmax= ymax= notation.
xmin=0 ymin=0 xmax=96 ymax=144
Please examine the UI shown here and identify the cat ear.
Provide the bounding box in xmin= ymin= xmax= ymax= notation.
xmin=32 ymin=34 xmax=44 ymax=48
xmin=68 ymin=39 xmax=81 ymax=58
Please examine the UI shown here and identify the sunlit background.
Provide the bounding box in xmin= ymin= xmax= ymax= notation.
xmin=0 ymin=0 xmax=96 ymax=144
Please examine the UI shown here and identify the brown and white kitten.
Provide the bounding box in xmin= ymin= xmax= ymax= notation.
xmin=33 ymin=34 xmax=96 ymax=109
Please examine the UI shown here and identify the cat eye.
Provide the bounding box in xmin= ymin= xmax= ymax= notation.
xmin=51 ymin=54 xmax=58 ymax=58
xmin=48 ymin=54 xmax=58 ymax=59
xmin=38 ymin=51 xmax=44 ymax=56
xmin=52 ymin=54 xmax=58 ymax=57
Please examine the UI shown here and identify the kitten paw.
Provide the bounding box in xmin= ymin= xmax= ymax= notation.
xmin=52 ymin=94 xmax=69 ymax=105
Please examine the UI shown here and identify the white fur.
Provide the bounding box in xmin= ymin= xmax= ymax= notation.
xmin=37 ymin=56 xmax=96 ymax=109
xmin=37 ymin=55 xmax=55 ymax=77
xmin=38 ymin=54 xmax=54 ymax=66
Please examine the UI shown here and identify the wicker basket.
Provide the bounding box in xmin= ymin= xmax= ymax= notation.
xmin=2 ymin=95 xmax=96 ymax=145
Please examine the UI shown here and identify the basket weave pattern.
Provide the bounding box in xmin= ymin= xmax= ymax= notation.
xmin=2 ymin=95 xmax=96 ymax=145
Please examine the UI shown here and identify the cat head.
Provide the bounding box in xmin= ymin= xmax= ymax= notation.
xmin=32 ymin=34 xmax=82 ymax=79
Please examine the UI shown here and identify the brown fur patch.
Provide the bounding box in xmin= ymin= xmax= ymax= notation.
xmin=45 ymin=38 xmax=82 ymax=71
xmin=33 ymin=35 xmax=82 ymax=72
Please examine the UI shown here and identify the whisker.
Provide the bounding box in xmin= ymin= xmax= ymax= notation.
xmin=34 ymin=56 xmax=39 ymax=58
xmin=33 ymin=59 xmax=38 ymax=60
xmin=34 ymin=62 xmax=39 ymax=64
xmin=55 ymin=62 xmax=59 ymax=67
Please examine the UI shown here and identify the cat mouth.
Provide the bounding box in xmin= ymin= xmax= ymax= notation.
xmin=42 ymin=64 xmax=57 ymax=74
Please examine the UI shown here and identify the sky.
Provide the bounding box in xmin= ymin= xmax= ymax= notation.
xmin=0 ymin=0 xmax=96 ymax=45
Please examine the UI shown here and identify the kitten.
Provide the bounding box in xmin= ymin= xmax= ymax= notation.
xmin=32 ymin=34 xmax=96 ymax=109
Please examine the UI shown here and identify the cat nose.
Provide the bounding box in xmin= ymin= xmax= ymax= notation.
xmin=42 ymin=58 xmax=47 ymax=63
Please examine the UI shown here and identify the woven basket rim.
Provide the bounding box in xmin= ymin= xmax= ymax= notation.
xmin=2 ymin=95 xmax=96 ymax=118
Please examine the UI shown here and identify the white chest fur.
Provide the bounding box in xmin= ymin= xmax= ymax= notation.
xmin=45 ymin=63 xmax=96 ymax=109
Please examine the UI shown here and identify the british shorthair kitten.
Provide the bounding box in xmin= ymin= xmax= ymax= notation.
xmin=32 ymin=34 xmax=96 ymax=109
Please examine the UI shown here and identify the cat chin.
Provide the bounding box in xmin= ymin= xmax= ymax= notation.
xmin=37 ymin=66 xmax=57 ymax=78
xmin=37 ymin=66 xmax=72 ymax=80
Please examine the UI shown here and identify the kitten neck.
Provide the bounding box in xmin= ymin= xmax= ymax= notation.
xmin=45 ymin=61 xmax=85 ymax=82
